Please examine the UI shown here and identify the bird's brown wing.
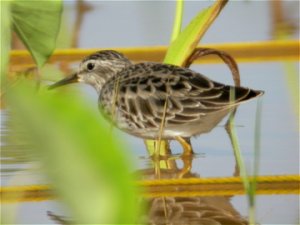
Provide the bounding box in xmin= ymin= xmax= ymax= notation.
xmin=100 ymin=63 xmax=261 ymax=128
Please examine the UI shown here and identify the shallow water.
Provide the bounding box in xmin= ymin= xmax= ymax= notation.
xmin=1 ymin=1 xmax=299 ymax=224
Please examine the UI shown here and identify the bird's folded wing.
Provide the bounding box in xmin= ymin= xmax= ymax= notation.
xmin=100 ymin=63 xmax=253 ymax=127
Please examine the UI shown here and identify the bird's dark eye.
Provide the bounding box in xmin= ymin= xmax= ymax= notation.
xmin=87 ymin=62 xmax=95 ymax=71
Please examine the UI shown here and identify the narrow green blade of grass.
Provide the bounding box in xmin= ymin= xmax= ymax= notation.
xmin=227 ymin=88 xmax=264 ymax=224
xmin=164 ymin=0 xmax=228 ymax=66
xmin=228 ymin=89 xmax=250 ymax=191
xmin=248 ymin=97 xmax=263 ymax=224
xmin=7 ymin=83 xmax=140 ymax=224
xmin=170 ymin=0 xmax=184 ymax=42
xmin=11 ymin=0 xmax=62 ymax=68
xmin=284 ymin=62 xmax=299 ymax=124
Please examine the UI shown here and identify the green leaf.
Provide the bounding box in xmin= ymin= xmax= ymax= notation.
xmin=0 ymin=1 xmax=11 ymax=79
xmin=170 ymin=0 xmax=184 ymax=42
xmin=11 ymin=0 xmax=62 ymax=67
xmin=164 ymin=0 xmax=228 ymax=66
xmin=7 ymin=83 xmax=140 ymax=224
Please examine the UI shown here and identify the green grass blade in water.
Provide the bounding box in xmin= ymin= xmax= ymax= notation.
xmin=170 ymin=0 xmax=184 ymax=42
xmin=248 ymin=97 xmax=263 ymax=224
xmin=7 ymin=83 xmax=140 ymax=224
xmin=11 ymin=0 xmax=62 ymax=67
xmin=284 ymin=62 xmax=299 ymax=124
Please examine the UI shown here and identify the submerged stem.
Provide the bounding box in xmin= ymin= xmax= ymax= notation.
xmin=227 ymin=108 xmax=250 ymax=191
xmin=248 ymin=96 xmax=263 ymax=224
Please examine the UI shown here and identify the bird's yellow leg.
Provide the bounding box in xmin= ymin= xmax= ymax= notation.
xmin=175 ymin=136 xmax=194 ymax=156
xmin=175 ymin=136 xmax=193 ymax=177
xmin=178 ymin=155 xmax=193 ymax=178
xmin=144 ymin=139 xmax=177 ymax=170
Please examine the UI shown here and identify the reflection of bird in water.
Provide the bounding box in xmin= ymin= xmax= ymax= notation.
xmin=49 ymin=50 xmax=263 ymax=155
xmin=48 ymin=169 xmax=249 ymax=225
xmin=138 ymin=164 xmax=249 ymax=225
xmin=48 ymin=191 xmax=248 ymax=225
xmin=143 ymin=196 xmax=248 ymax=225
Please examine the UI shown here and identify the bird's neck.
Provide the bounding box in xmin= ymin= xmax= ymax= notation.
xmin=93 ymin=71 xmax=116 ymax=94
xmin=94 ymin=63 xmax=131 ymax=94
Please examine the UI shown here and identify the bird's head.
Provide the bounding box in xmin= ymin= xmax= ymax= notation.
xmin=49 ymin=50 xmax=132 ymax=93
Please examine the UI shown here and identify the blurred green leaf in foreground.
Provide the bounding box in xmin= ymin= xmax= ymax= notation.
xmin=7 ymin=83 xmax=140 ymax=224
xmin=2 ymin=1 xmax=140 ymax=223
xmin=0 ymin=1 xmax=11 ymax=80
xmin=11 ymin=0 xmax=62 ymax=68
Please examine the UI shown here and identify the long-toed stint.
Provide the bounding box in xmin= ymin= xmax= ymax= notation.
xmin=49 ymin=50 xmax=263 ymax=155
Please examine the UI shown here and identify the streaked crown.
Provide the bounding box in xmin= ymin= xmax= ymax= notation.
xmin=82 ymin=50 xmax=130 ymax=62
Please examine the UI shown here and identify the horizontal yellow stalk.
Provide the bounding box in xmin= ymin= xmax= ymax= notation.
xmin=9 ymin=40 xmax=299 ymax=71
xmin=1 ymin=175 xmax=299 ymax=202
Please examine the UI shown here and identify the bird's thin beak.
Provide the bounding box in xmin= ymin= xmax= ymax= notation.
xmin=48 ymin=73 xmax=79 ymax=90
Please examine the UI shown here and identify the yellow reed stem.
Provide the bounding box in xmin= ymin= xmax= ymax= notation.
xmin=2 ymin=175 xmax=299 ymax=203
xmin=9 ymin=40 xmax=299 ymax=71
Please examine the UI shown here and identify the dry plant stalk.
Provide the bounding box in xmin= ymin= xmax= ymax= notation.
xmin=185 ymin=48 xmax=240 ymax=86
